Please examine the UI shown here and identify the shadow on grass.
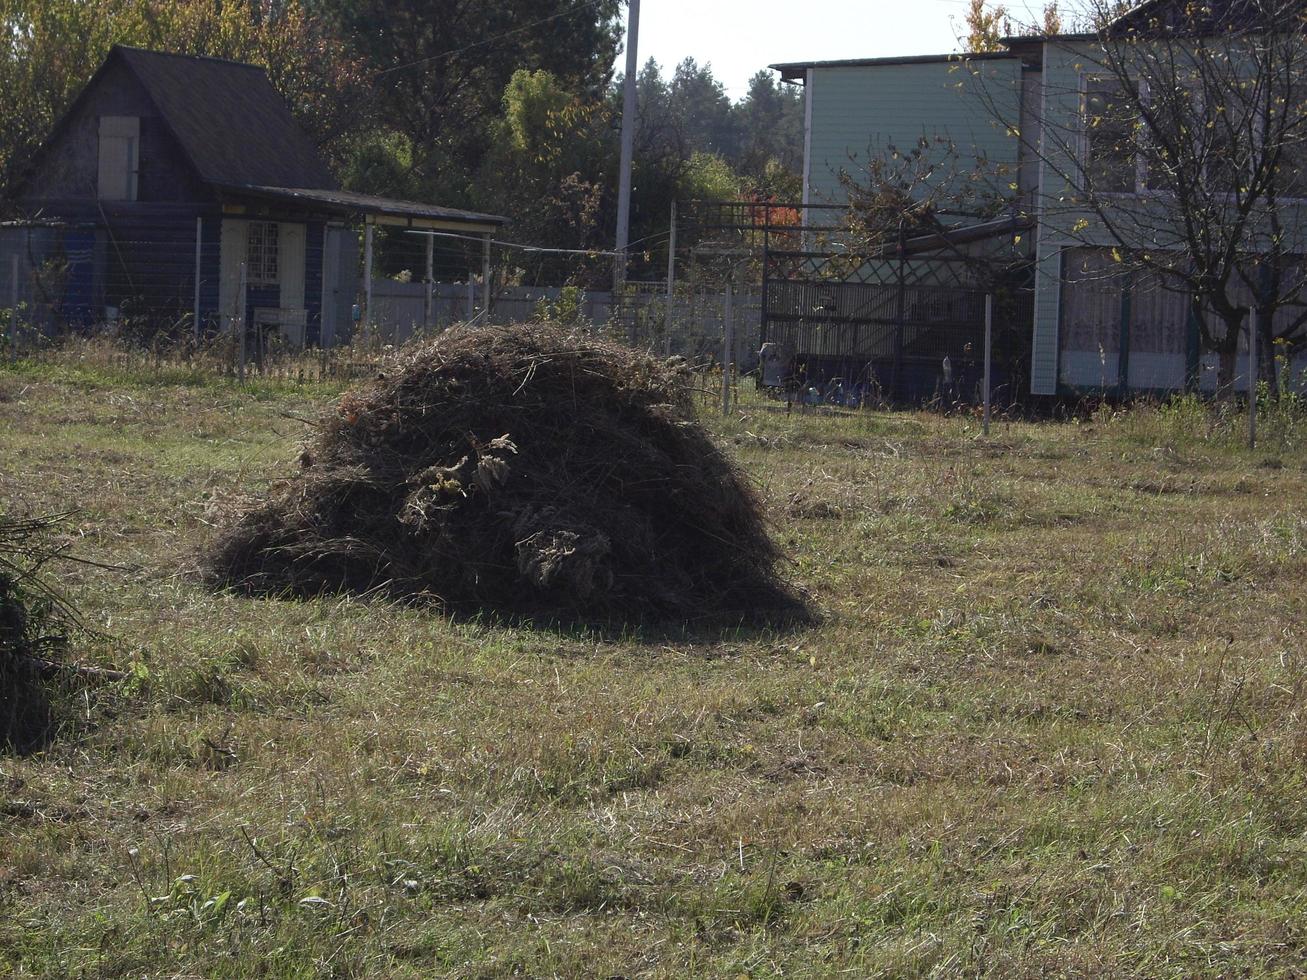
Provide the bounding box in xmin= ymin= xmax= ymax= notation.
xmin=0 ymin=662 xmax=57 ymax=755
xmin=208 ymin=577 xmax=821 ymax=649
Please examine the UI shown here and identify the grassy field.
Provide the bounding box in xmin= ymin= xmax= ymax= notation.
xmin=2 ymin=352 xmax=1306 ymax=978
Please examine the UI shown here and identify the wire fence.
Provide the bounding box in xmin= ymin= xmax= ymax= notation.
xmin=0 ymin=217 xmax=771 ymax=379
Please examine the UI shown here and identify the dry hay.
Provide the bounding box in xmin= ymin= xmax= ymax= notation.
xmin=205 ymin=324 xmax=808 ymax=625
xmin=1 ymin=513 xmax=78 ymax=751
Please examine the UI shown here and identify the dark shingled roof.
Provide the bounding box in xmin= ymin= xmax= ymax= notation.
xmin=19 ymin=46 xmax=507 ymax=229
xmin=111 ymin=46 xmax=339 ymax=191
xmin=1001 ymin=0 xmax=1307 ymax=45
xmin=1106 ymin=0 xmax=1307 ymax=33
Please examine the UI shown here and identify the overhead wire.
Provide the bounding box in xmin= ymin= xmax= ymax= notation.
xmin=375 ymin=0 xmax=613 ymax=78
xmin=405 ymin=225 xmax=675 ymax=259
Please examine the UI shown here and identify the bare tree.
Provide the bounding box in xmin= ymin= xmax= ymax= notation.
xmin=837 ymin=136 xmax=1024 ymax=262
xmin=979 ymin=0 xmax=1307 ymax=392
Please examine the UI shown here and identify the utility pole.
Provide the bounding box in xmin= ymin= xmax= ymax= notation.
xmin=613 ymin=0 xmax=640 ymax=296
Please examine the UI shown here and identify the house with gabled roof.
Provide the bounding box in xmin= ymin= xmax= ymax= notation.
xmin=772 ymin=0 xmax=1307 ymax=399
xmin=4 ymin=45 xmax=507 ymax=346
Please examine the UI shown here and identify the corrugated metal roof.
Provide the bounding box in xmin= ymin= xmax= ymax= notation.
xmin=221 ymin=185 xmax=510 ymax=227
xmin=112 ymin=46 xmax=339 ymax=191
xmin=771 ymin=51 xmax=1017 ymax=81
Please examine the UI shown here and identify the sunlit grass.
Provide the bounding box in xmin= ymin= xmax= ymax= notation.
xmin=1 ymin=353 xmax=1305 ymax=977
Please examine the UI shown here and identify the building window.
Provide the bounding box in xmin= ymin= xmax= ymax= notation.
xmin=1084 ymin=79 xmax=1141 ymax=194
xmin=247 ymin=222 xmax=279 ymax=285
xmin=1268 ymin=81 xmax=1307 ymax=199
xmin=97 ymin=116 xmax=139 ymax=201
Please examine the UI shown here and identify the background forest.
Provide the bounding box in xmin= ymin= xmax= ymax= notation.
xmin=0 ymin=0 xmax=804 ymax=283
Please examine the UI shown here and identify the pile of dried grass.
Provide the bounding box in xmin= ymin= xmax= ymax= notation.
xmin=205 ymin=324 xmax=806 ymax=625
xmin=2 ymin=512 xmax=78 ymax=751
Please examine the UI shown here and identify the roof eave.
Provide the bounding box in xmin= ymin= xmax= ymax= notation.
xmin=769 ymin=50 xmax=1020 ymax=81
xmin=214 ymin=184 xmax=511 ymax=229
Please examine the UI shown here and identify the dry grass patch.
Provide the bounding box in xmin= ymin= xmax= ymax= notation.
xmin=1 ymin=357 xmax=1306 ymax=976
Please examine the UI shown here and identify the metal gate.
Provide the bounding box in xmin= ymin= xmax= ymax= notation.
xmin=760 ymin=210 xmax=1036 ymax=404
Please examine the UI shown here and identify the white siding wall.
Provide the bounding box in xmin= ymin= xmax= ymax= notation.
xmin=804 ymin=59 xmax=1024 ymax=218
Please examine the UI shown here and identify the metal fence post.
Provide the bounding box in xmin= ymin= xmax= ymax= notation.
xmin=664 ymin=200 xmax=677 ymax=357
xmin=193 ymin=217 xmax=203 ymax=341
xmin=363 ymin=222 xmax=374 ymax=334
xmin=424 ymin=234 xmax=434 ymax=332
xmin=482 ymin=233 xmax=492 ymax=321
xmin=893 ymin=232 xmax=906 ymax=403
xmin=1248 ymin=308 xmax=1258 ymax=450
xmin=983 ymin=293 xmax=993 ymax=436
xmin=238 ymin=261 xmax=247 ymax=384
xmin=722 ymin=282 xmax=734 ymax=417
xmin=8 ymin=253 xmax=18 ymax=361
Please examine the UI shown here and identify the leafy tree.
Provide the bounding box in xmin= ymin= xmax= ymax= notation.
xmin=667 ymin=58 xmax=736 ymax=160
xmin=1042 ymin=1 xmax=1064 ymax=34
xmin=965 ymin=0 xmax=1010 ymax=52
xmin=681 ymin=152 xmax=742 ymax=202
xmin=734 ymin=71 xmax=805 ymax=185
xmin=475 ymin=69 xmax=614 ymax=285
xmin=310 ymin=0 xmax=622 ymax=201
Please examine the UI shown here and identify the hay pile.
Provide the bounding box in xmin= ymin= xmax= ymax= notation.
xmin=206 ymin=324 xmax=805 ymax=624
xmin=2 ymin=513 xmax=74 ymax=751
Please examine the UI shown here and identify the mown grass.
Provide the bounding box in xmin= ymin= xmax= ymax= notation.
xmin=1 ymin=352 xmax=1306 ymax=977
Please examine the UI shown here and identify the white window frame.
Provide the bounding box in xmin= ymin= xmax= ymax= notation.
xmin=97 ymin=116 xmax=139 ymax=201
xmin=1080 ymin=74 xmax=1148 ymax=196
xmin=1083 ymin=71 xmax=1299 ymax=203
xmin=246 ymin=221 xmax=280 ymax=286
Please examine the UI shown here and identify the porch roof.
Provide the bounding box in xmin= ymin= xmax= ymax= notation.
xmin=216 ymin=184 xmax=510 ymax=233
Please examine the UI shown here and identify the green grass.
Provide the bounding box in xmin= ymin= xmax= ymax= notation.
xmin=2 ymin=355 xmax=1307 ymax=977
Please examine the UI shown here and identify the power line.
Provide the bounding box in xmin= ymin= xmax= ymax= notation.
xmin=405 ymin=226 xmax=674 ymax=258
xmin=376 ymin=0 xmax=612 ymax=78
xmin=406 ymin=229 xmax=623 ymax=257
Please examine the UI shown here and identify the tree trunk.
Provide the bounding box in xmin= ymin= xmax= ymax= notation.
xmin=1214 ymin=311 xmax=1246 ymax=398
xmin=1216 ymin=344 xmax=1239 ymax=397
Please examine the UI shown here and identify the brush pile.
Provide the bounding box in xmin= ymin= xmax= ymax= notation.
xmin=2 ymin=512 xmax=78 ymax=750
xmin=206 ymin=324 xmax=805 ymax=624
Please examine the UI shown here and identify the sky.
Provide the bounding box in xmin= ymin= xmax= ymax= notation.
xmin=620 ymin=0 xmax=1049 ymax=98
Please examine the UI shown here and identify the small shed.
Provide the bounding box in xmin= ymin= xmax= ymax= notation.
xmin=8 ymin=45 xmax=508 ymax=346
